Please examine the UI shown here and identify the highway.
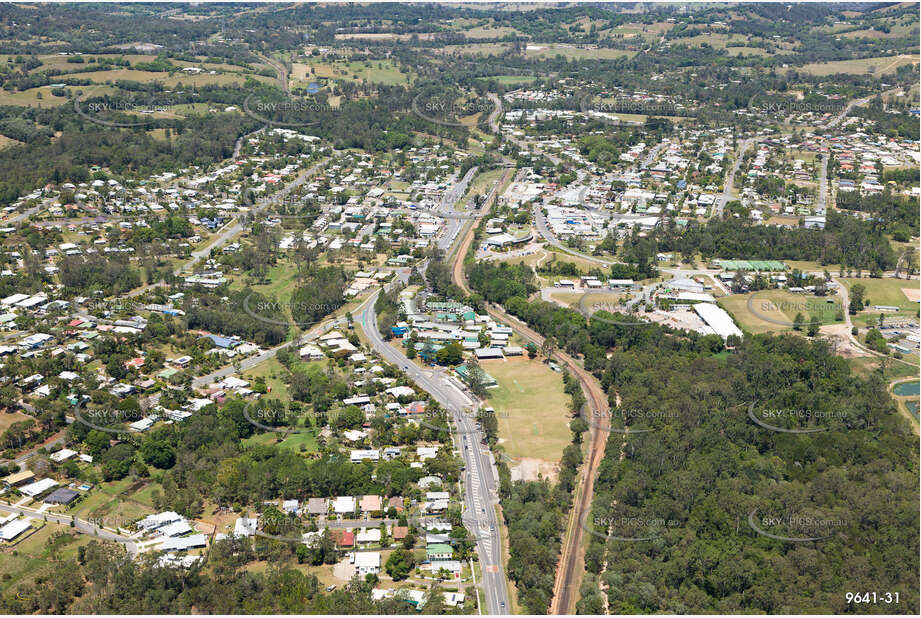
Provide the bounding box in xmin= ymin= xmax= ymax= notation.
xmin=355 ymin=160 xmax=510 ymax=613
xmin=639 ymin=139 xmax=667 ymax=169
xmin=358 ymin=278 xmax=508 ymax=614
xmin=818 ymin=153 xmax=829 ymax=211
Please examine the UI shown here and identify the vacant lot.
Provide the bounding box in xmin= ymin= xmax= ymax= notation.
xmin=0 ymin=135 xmax=23 ymax=150
xmin=793 ymin=54 xmax=918 ymax=76
xmin=524 ymin=44 xmax=635 ymax=61
xmin=719 ymin=289 xmax=845 ymax=334
xmin=0 ymin=410 xmax=34 ymax=435
xmin=292 ymin=59 xmax=412 ymax=87
xmin=487 ymin=356 xmax=570 ymax=464
xmin=0 ymin=524 xmax=92 ymax=597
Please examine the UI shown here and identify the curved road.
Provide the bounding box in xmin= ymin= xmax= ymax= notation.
xmin=0 ymin=502 xmax=138 ymax=556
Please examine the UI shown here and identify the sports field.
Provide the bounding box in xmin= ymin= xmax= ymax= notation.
xmin=719 ymin=289 xmax=845 ymax=334
xmin=487 ymin=356 xmax=571 ymax=464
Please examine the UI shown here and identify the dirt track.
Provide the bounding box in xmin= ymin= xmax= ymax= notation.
xmin=450 ymin=173 xmax=609 ymax=614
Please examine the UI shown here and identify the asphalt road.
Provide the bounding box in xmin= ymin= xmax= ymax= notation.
xmin=818 ymin=153 xmax=829 ymax=211
xmin=0 ymin=502 xmax=138 ymax=556
xmin=354 ymin=162 xmax=511 ymax=614
xmin=714 ymin=137 xmax=759 ymax=218
xmin=358 ymin=286 xmax=507 ymax=614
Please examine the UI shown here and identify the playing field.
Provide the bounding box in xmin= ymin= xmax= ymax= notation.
xmin=719 ymin=289 xmax=845 ymax=334
xmin=841 ymin=277 xmax=920 ymax=313
xmin=487 ymin=356 xmax=571 ymax=464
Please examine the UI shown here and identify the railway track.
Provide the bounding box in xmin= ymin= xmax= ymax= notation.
xmin=449 ymin=166 xmax=609 ymax=615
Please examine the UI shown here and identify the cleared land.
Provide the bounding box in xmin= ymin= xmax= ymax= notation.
xmin=719 ymin=289 xmax=845 ymax=334
xmin=0 ymin=410 xmax=34 ymax=434
xmin=487 ymin=356 xmax=571 ymax=464
xmin=292 ymin=59 xmax=412 ymax=87
xmin=0 ymin=524 xmax=93 ymax=597
xmin=792 ymin=54 xmax=918 ymax=76
xmin=841 ymin=277 xmax=920 ymax=327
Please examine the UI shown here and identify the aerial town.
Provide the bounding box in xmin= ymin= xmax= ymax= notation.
xmin=0 ymin=2 xmax=917 ymax=616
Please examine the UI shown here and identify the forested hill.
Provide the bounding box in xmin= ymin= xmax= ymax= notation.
xmin=579 ymin=333 xmax=919 ymax=614
xmin=463 ymin=262 xmax=919 ymax=614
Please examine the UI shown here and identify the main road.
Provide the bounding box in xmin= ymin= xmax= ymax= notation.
xmin=357 ymin=181 xmax=510 ymax=612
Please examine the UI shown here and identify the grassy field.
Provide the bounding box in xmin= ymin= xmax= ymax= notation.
xmin=0 ymin=524 xmax=93 ymax=597
xmin=719 ymin=289 xmax=845 ymax=334
xmin=492 ymin=75 xmax=537 ymax=86
xmin=242 ymin=356 xmax=298 ymax=402
xmin=67 ymin=478 xmax=154 ymax=526
xmin=64 ymin=68 xmax=272 ymax=88
xmin=456 ymin=168 xmax=504 ymax=210
xmin=242 ymin=429 xmax=319 ymax=453
xmin=841 ymin=277 xmax=920 ymax=327
xmin=0 ymin=410 xmax=33 ymax=434
xmin=849 ymin=356 xmax=920 ymax=380
xmin=0 ymin=85 xmax=75 ymax=107
xmin=792 ymin=54 xmax=918 ymax=76
xmin=524 ymin=44 xmax=635 ymax=61
xmin=292 ymin=59 xmax=412 ymax=87
xmin=0 ymin=134 xmax=23 ymax=150
xmin=487 ymin=356 xmax=571 ymax=463
xmin=462 ymin=24 xmax=521 ymax=39
xmin=841 ymin=277 xmax=919 ymax=311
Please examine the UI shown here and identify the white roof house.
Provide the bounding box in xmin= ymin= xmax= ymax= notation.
xmin=350 ymin=449 xmax=380 ymax=463
xmin=333 ymin=496 xmax=357 ymax=514
xmin=416 ymin=446 xmax=439 ymax=460
xmin=386 ymin=386 xmax=416 ymax=398
xmin=159 ymin=534 xmax=207 ymax=552
xmin=356 ymin=528 xmax=382 ymax=544
xmin=158 ymin=520 xmax=194 ymax=538
xmin=354 ymin=551 xmax=381 ymax=575
xmin=49 ymin=448 xmax=77 ymax=463
xmin=19 ymin=478 xmax=59 ymax=497
xmin=0 ymin=518 xmax=31 ymax=541
xmin=137 ymin=511 xmax=183 ymax=531
xmin=233 ymin=516 xmax=258 ymax=538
